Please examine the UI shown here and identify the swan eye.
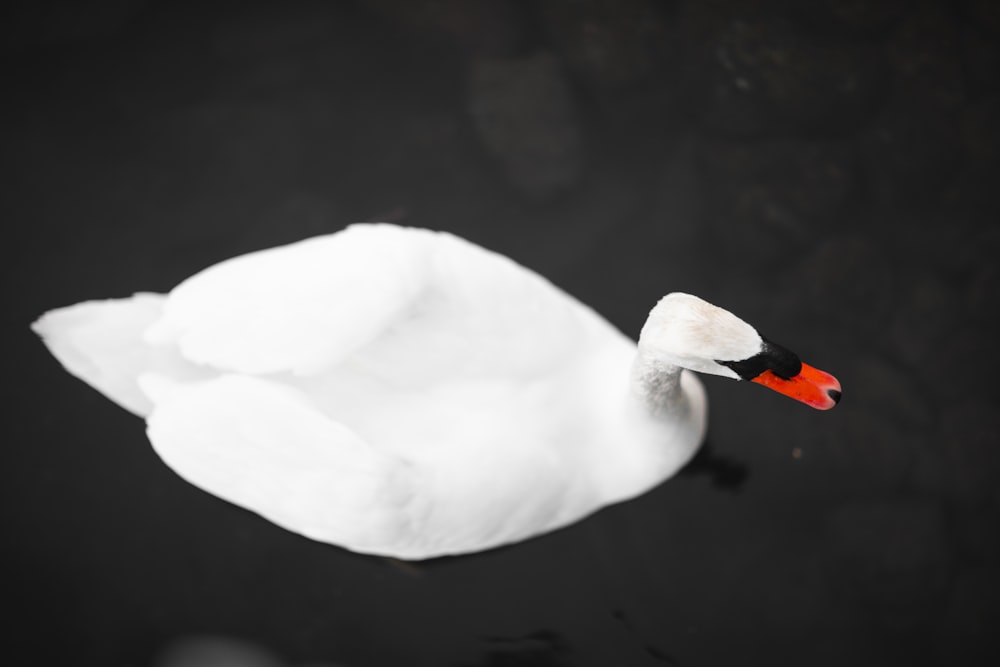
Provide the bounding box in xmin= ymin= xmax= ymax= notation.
xmin=718 ymin=338 xmax=802 ymax=381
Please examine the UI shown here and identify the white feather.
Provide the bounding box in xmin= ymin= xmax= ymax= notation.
xmin=32 ymin=224 xmax=774 ymax=559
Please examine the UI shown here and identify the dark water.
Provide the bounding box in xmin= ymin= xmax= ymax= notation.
xmin=3 ymin=1 xmax=999 ymax=665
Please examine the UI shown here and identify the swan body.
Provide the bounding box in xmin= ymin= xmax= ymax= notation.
xmin=33 ymin=224 xmax=840 ymax=559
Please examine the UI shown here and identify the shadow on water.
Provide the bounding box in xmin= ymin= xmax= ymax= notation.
xmin=676 ymin=437 xmax=749 ymax=492
xmin=468 ymin=631 xmax=571 ymax=667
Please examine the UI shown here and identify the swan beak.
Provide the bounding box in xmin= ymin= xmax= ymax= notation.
xmin=750 ymin=363 xmax=842 ymax=410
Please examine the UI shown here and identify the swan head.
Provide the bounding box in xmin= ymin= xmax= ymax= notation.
xmin=639 ymin=293 xmax=841 ymax=410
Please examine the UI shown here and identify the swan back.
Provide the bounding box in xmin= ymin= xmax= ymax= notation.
xmin=146 ymin=225 xmax=616 ymax=383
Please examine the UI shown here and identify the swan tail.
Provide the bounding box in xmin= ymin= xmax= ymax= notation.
xmin=31 ymin=293 xmax=212 ymax=417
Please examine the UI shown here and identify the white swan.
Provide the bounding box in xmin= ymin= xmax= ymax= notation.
xmin=32 ymin=224 xmax=840 ymax=559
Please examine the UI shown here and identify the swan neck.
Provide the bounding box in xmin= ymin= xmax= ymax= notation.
xmin=629 ymin=346 xmax=684 ymax=417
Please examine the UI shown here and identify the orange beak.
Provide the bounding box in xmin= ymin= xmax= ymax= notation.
xmin=750 ymin=362 xmax=842 ymax=410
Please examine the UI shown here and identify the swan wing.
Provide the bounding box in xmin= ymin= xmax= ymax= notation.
xmin=144 ymin=225 xmax=434 ymax=376
xmin=145 ymin=372 xmax=424 ymax=556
